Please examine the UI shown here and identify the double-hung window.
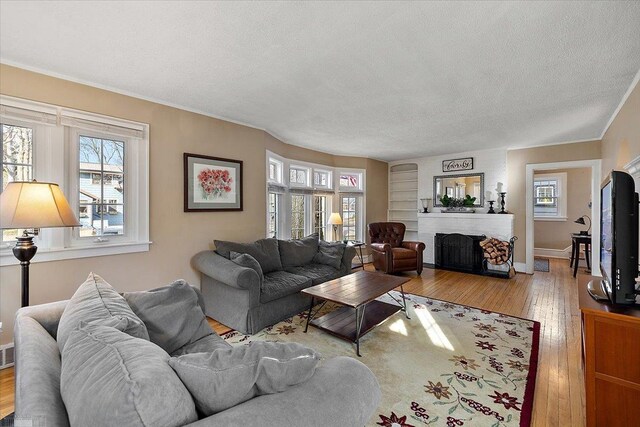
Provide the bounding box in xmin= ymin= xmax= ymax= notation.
xmin=533 ymin=173 xmax=567 ymax=220
xmin=339 ymin=171 xmax=364 ymax=242
xmin=0 ymin=95 xmax=149 ymax=265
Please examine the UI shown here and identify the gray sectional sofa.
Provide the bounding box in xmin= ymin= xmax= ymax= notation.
xmin=192 ymin=234 xmax=356 ymax=335
xmin=14 ymin=274 xmax=380 ymax=426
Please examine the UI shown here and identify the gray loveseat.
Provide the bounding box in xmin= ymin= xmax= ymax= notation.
xmin=193 ymin=235 xmax=356 ymax=335
xmin=14 ymin=277 xmax=380 ymax=427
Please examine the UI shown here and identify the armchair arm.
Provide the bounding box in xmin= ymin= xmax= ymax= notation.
xmin=401 ymin=241 xmax=426 ymax=253
xmin=191 ymin=251 xmax=260 ymax=290
xmin=369 ymin=242 xmax=391 ymax=253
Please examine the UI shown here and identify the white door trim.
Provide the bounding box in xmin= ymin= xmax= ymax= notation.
xmin=525 ymin=159 xmax=602 ymax=275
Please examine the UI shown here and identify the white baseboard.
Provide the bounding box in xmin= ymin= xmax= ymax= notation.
xmin=514 ymin=262 xmax=527 ymax=273
xmin=534 ymin=246 xmax=572 ymax=259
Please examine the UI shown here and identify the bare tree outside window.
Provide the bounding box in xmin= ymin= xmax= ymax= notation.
xmin=291 ymin=195 xmax=305 ymax=239
xmin=2 ymin=123 xmax=33 ymax=242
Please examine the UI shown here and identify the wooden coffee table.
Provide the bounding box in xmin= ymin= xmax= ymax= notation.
xmin=302 ymin=270 xmax=410 ymax=356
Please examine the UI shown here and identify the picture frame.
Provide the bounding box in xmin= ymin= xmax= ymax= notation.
xmin=184 ymin=153 xmax=243 ymax=212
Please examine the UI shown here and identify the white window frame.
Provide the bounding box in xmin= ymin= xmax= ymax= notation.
xmin=265 ymin=151 xmax=364 ymax=240
xmin=0 ymin=95 xmax=150 ymax=266
xmin=533 ymin=172 xmax=567 ymax=221
xmin=289 ymin=165 xmax=311 ymax=188
xmin=339 ymin=171 xmax=364 ymax=192
xmin=313 ymin=169 xmax=332 ymax=190
xmin=268 ymin=157 xmax=283 ymax=185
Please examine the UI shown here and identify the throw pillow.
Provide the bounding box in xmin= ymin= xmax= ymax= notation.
xmin=61 ymin=323 xmax=197 ymax=427
xmin=169 ymin=341 xmax=321 ymax=415
xmin=123 ymin=280 xmax=214 ymax=355
xmin=230 ymin=251 xmax=264 ymax=282
xmin=278 ymin=233 xmax=320 ymax=268
xmin=215 ymin=238 xmax=282 ymax=273
xmin=313 ymin=240 xmax=346 ymax=269
xmin=57 ymin=272 xmax=149 ymax=353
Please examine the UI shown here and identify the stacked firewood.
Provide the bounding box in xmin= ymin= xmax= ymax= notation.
xmin=479 ymin=238 xmax=511 ymax=265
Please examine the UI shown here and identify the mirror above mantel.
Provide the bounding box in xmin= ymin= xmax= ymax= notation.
xmin=433 ymin=172 xmax=484 ymax=207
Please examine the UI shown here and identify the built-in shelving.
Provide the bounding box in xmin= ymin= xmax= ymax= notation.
xmin=388 ymin=163 xmax=418 ymax=240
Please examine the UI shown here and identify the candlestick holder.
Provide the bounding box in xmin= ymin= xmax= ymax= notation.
xmin=487 ymin=200 xmax=496 ymax=214
xmin=498 ymin=192 xmax=507 ymax=214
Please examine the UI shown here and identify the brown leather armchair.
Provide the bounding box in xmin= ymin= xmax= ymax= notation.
xmin=368 ymin=222 xmax=425 ymax=275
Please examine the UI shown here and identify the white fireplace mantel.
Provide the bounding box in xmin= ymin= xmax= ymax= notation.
xmin=418 ymin=212 xmax=515 ymax=265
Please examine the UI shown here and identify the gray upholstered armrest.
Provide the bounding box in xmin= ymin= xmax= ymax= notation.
xmin=192 ymin=251 xmax=261 ymax=290
xmin=14 ymin=308 xmax=70 ymax=426
xmin=184 ymin=356 xmax=381 ymax=427
xmin=340 ymin=246 xmax=357 ymax=274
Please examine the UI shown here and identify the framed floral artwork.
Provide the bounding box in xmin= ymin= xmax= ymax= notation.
xmin=184 ymin=153 xmax=243 ymax=211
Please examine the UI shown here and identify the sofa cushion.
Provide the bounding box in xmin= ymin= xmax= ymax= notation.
xmin=312 ymin=240 xmax=346 ymax=269
xmin=215 ymin=238 xmax=282 ymax=273
xmin=285 ymin=263 xmax=341 ymax=286
xmin=260 ymin=271 xmax=311 ymax=303
xmin=391 ymin=247 xmax=417 ymax=260
xmin=57 ymin=272 xmax=148 ymax=353
xmin=169 ymin=341 xmax=320 ymax=415
xmin=123 ymin=280 xmax=214 ymax=355
xmin=278 ymin=233 xmax=319 ymax=268
xmin=230 ymin=251 xmax=264 ymax=282
xmin=61 ymin=323 xmax=197 ymax=427
xmin=171 ymin=333 xmax=231 ymax=357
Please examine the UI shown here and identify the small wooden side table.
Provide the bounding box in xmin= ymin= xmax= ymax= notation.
xmin=570 ymin=234 xmax=591 ymax=278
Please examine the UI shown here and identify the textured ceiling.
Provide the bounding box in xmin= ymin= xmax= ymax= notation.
xmin=1 ymin=1 xmax=639 ymax=161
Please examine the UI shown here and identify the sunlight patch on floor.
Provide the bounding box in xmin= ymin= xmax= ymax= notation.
xmin=388 ymin=318 xmax=408 ymax=336
xmin=416 ymin=308 xmax=455 ymax=351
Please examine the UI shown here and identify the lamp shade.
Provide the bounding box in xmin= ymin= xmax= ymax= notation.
xmin=0 ymin=181 xmax=80 ymax=229
xmin=328 ymin=212 xmax=343 ymax=225
xmin=574 ymin=217 xmax=586 ymax=225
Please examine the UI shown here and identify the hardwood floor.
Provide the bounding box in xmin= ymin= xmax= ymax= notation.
xmin=0 ymin=258 xmax=586 ymax=426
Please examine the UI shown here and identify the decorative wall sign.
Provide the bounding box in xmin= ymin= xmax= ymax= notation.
xmin=184 ymin=153 xmax=243 ymax=211
xmin=442 ymin=157 xmax=474 ymax=172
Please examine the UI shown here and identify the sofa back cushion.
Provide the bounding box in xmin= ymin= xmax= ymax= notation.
xmin=312 ymin=240 xmax=346 ymax=269
xmin=278 ymin=233 xmax=319 ymax=268
xmin=123 ymin=280 xmax=214 ymax=355
xmin=215 ymin=238 xmax=282 ymax=273
xmin=169 ymin=341 xmax=320 ymax=415
xmin=57 ymin=272 xmax=148 ymax=353
xmin=61 ymin=323 xmax=197 ymax=427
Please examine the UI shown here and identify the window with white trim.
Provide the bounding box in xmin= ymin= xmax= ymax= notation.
xmin=0 ymin=95 xmax=150 ymax=265
xmin=265 ymin=151 xmax=365 ymax=241
xmin=313 ymin=195 xmax=328 ymax=240
xmin=268 ymin=158 xmax=283 ymax=184
xmin=1 ymin=122 xmax=33 ymax=243
xmin=267 ymin=192 xmax=280 ymax=238
xmin=533 ymin=173 xmax=567 ymax=220
xmin=291 ymin=194 xmax=306 ymax=239
xmin=341 ymin=194 xmax=361 ymax=241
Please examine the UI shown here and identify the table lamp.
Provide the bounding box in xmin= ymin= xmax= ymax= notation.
xmin=0 ymin=181 xmax=80 ymax=307
xmin=328 ymin=213 xmax=342 ymax=242
xmin=574 ymin=215 xmax=591 ymax=235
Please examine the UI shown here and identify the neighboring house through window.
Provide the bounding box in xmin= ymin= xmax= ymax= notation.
xmin=0 ymin=95 xmax=150 ymax=266
xmin=533 ymin=172 xmax=567 ymax=220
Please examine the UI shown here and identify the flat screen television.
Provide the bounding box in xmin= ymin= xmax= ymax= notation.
xmin=590 ymin=170 xmax=639 ymax=305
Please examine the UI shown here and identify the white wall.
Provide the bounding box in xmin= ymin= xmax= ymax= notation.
xmin=390 ymin=148 xmax=507 ymax=213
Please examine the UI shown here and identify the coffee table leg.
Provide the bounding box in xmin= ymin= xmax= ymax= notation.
xmin=304 ymin=297 xmax=314 ymax=333
xmin=355 ymin=305 xmax=366 ymax=357
xmin=400 ymin=285 xmax=410 ymax=319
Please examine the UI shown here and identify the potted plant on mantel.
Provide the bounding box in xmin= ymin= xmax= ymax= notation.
xmin=440 ymin=195 xmax=477 ymax=213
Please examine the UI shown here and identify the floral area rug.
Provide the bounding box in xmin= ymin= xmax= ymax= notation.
xmin=222 ymin=291 xmax=540 ymax=427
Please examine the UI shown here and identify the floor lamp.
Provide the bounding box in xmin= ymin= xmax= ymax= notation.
xmin=0 ymin=181 xmax=80 ymax=307
xmin=328 ymin=213 xmax=342 ymax=242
